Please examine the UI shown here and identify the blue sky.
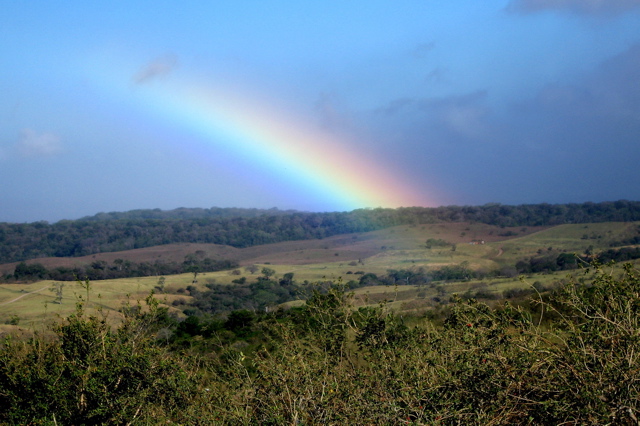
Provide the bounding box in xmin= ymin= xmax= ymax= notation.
xmin=2 ymin=0 xmax=640 ymax=222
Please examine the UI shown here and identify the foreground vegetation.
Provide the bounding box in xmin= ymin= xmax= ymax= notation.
xmin=2 ymin=262 xmax=639 ymax=424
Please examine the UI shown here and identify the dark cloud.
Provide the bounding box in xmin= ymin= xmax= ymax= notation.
xmin=366 ymin=43 xmax=640 ymax=205
xmin=507 ymin=0 xmax=640 ymax=16
xmin=376 ymin=43 xmax=640 ymax=150
xmin=485 ymin=43 xmax=640 ymax=202
xmin=419 ymin=91 xmax=491 ymax=140
xmin=517 ymin=43 xmax=640 ymax=133
xmin=133 ymin=54 xmax=178 ymax=84
xmin=375 ymin=90 xmax=491 ymax=141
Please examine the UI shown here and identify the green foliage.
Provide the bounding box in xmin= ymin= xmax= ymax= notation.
xmin=0 ymin=293 xmax=197 ymax=424
xmin=9 ymin=255 xmax=239 ymax=282
xmin=224 ymin=310 xmax=256 ymax=337
xmin=597 ymin=246 xmax=640 ymax=263
xmin=261 ymin=267 xmax=276 ymax=279
xmin=3 ymin=263 xmax=640 ymax=423
xmin=13 ymin=262 xmax=48 ymax=281
xmin=196 ymin=263 xmax=640 ymax=423
xmin=425 ymin=238 xmax=452 ymax=248
xmin=516 ymin=251 xmax=587 ymax=274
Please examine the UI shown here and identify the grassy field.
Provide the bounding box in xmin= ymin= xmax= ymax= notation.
xmin=0 ymin=222 xmax=545 ymax=275
xmin=1 ymin=221 xmax=639 ymax=329
xmin=497 ymin=222 xmax=637 ymax=262
xmin=0 ymin=273 xmax=205 ymax=329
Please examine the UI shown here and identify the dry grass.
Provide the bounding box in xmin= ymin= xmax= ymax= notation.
xmin=0 ymin=223 xmax=546 ymax=276
xmin=2 ymin=222 xmax=638 ymax=325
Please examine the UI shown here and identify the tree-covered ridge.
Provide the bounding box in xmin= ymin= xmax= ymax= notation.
xmin=78 ymin=206 xmax=298 ymax=221
xmin=1 ymin=200 xmax=640 ymax=264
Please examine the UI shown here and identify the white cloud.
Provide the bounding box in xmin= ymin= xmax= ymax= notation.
xmin=507 ymin=0 xmax=640 ymax=15
xmin=17 ymin=129 xmax=62 ymax=157
xmin=133 ymin=54 xmax=178 ymax=84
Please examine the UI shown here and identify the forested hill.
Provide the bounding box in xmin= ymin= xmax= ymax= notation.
xmin=1 ymin=201 xmax=640 ymax=264
xmin=78 ymin=206 xmax=298 ymax=221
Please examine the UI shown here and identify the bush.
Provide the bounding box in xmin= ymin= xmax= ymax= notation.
xmin=205 ymin=263 xmax=640 ymax=423
xmin=3 ymin=264 xmax=640 ymax=423
xmin=0 ymin=294 xmax=197 ymax=424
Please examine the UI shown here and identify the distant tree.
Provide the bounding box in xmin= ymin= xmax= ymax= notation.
xmin=156 ymin=276 xmax=166 ymax=293
xmin=245 ymin=265 xmax=259 ymax=274
xmin=359 ymin=273 xmax=380 ymax=287
xmin=50 ymin=282 xmax=64 ymax=304
xmin=280 ymin=272 xmax=295 ymax=285
xmin=113 ymin=258 xmax=124 ymax=271
xmin=261 ymin=267 xmax=276 ymax=279
xmin=91 ymin=260 xmax=107 ymax=270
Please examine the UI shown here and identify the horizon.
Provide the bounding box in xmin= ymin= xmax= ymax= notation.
xmin=2 ymin=1 xmax=640 ymax=223
xmin=3 ymin=199 xmax=639 ymax=225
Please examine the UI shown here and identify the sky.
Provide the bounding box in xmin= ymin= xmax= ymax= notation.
xmin=2 ymin=0 xmax=640 ymax=223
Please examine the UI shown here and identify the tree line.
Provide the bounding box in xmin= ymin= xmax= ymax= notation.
xmin=7 ymin=255 xmax=238 ymax=282
xmin=2 ymin=200 xmax=640 ymax=264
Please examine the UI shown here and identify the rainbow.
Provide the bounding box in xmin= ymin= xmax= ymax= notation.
xmin=91 ymin=62 xmax=434 ymax=211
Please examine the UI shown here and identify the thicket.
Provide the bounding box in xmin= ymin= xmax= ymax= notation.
xmin=180 ymin=274 xmax=301 ymax=314
xmin=166 ymin=265 xmax=487 ymax=316
xmin=2 ymin=201 xmax=640 ymax=264
xmin=6 ymin=255 xmax=238 ymax=282
xmin=598 ymin=246 xmax=640 ymax=264
xmin=2 ymin=262 xmax=640 ymax=424
xmin=0 ymin=290 xmax=198 ymax=424
xmin=515 ymin=247 xmax=640 ymax=275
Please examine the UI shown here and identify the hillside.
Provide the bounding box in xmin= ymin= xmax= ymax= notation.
xmin=3 ymin=220 xmax=640 ymax=328
xmin=0 ymin=222 xmax=547 ymax=277
xmin=2 ymin=201 xmax=640 ymax=265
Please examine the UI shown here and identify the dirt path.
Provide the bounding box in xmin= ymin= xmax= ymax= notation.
xmin=0 ymin=286 xmax=50 ymax=306
xmin=496 ymin=247 xmax=504 ymax=257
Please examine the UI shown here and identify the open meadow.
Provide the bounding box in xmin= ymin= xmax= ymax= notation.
xmin=2 ymin=221 xmax=639 ymax=329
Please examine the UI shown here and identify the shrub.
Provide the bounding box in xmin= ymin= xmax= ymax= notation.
xmin=3 ymin=263 xmax=640 ymax=423
xmin=0 ymin=294 xmax=197 ymax=424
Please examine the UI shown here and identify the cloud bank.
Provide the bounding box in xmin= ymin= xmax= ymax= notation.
xmin=363 ymin=42 xmax=640 ymax=205
xmin=507 ymin=0 xmax=640 ymax=15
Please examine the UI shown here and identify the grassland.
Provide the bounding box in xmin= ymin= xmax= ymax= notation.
xmin=2 ymin=221 xmax=639 ymax=329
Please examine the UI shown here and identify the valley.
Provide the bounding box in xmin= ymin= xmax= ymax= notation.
xmin=2 ymin=220 xmax=638 ymax=328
